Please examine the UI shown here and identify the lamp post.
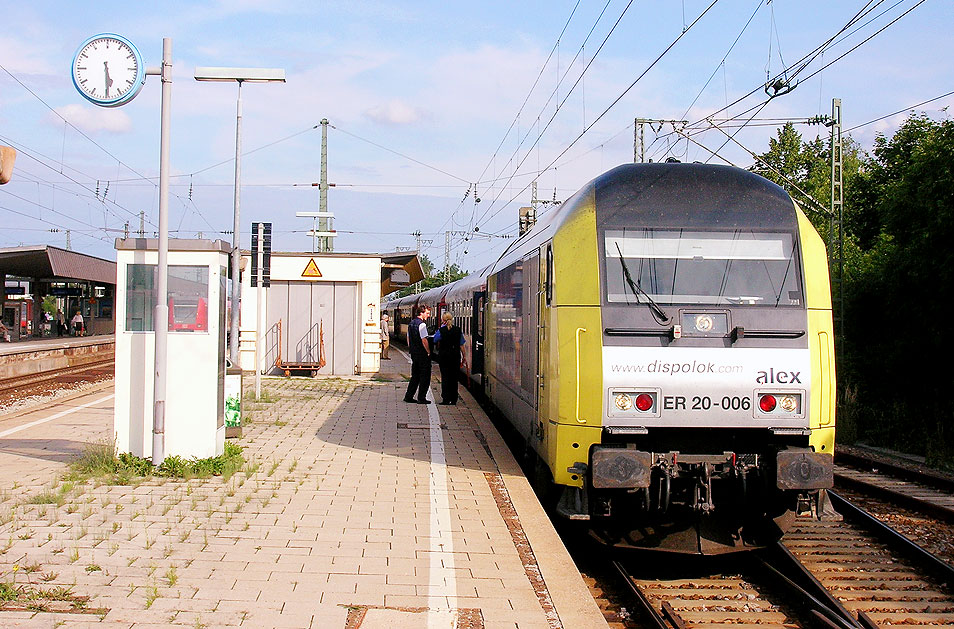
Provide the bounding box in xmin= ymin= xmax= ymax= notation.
xmin=194 ymin=67 xmax=285 ymax=367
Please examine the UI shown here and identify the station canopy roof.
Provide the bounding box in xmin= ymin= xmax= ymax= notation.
xmin=0 ymin=245 xmax=116 ymax=285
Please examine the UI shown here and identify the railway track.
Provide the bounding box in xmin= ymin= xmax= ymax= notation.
xmin=610 ymin=492 xmax=954 ymax=628
xmin=834 ymin=450 xmax=954 ymax=523
xmin=0 ymin=358 xmax=113 ymax=392
xmin=0 ymin=358 xmax=114 ymax=410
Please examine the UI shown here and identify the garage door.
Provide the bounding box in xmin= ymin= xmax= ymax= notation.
xmin=264 ymin=281 xmax=357 ymax=375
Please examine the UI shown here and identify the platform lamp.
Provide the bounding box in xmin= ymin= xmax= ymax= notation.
xmin=194 ymin=67 xmax=285 ymax=366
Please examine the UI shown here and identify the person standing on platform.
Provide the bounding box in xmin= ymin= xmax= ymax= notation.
xmin=403 ymin=305 xmax=432 ymax=404
xmin=56 ymin=309 xmax=65 ymax=337
xmin=380 ymin=312 xmax=391 ymax=360
xmin=71 ymin=310 xmax=84 ymax=336
xmin=434 ymin=311 xmax=465 ymax=405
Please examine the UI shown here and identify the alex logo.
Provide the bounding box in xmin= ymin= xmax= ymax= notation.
xmin=756 ymin=368 xmax=801 ymax=384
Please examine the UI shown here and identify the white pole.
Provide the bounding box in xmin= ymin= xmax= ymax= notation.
xmin=254 ymin=222 xmax=264 ymax=399
xmin=228 ymin=81 xmax=243 ymax=366
xmin=152 ymin=37 xmax=172 ymax=466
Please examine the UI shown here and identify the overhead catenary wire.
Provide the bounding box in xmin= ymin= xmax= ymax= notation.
xmin=844 ymin=89 xmax=954 ymax=132
xmin=473 ymin=0 xmax=645 ymax=228
xmin=643 ymin=0 xmax=924 ymax=163
xmin=474 ymin=0 xmax=720 ymax=231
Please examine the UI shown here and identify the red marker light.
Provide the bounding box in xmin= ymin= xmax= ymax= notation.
xmin=635 ymin=393 xmax=654 ymax=412
xmin=759 ymin=394 xmax=777 ymax=413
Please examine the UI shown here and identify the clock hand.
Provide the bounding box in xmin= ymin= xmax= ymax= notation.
xmin=104 ymin=61 xmax=113 ymax=97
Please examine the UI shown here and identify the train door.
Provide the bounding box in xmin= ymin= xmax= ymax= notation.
xmin=471 ymin=291 xmax=485 ymax=376
xmin=522 ymin=254 xmax=540 ymax=411
xmin=536 ymin=245 xmax=551 ymax=438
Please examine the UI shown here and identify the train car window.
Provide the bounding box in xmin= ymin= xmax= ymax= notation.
xmin=604 ymin=229 xmax=802 ymax=306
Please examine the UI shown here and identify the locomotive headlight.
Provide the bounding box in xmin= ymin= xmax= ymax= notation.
xmin=614 ymin=393 xmax=633 ymax=411
xmin=609 ymin=389 xmax=660 ymax=417
xmin=695 ymin=314 xmax=714 ymax=332
xmin=778 ymin=395 xmax=798 ymax=413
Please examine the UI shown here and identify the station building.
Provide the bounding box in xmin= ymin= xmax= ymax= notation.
xmin=0 ymin=245 xmax=116 ymax=341
xmin=237 ymin=250 xmax=422 ymax=376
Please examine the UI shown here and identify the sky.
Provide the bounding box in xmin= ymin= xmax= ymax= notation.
xmin=1 ymin=0 xmax=951 ymax=275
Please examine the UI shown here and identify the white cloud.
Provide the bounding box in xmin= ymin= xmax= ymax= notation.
xmin=363 ymin=100 xmax=429 ymax=126
xmin=0 ymin=36 xmax=56 ymax=76
xmin=53 ymin=104 xmax=133 ymax=134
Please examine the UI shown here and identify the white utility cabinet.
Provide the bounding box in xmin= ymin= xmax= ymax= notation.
xmin=113 ymin=239 xmax=229 ymax=460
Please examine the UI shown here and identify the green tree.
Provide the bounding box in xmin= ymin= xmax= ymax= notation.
xmin=841 ymin=115 xmax=954 ymax=463
xmin=41 ymin=295 xmax=58 ymax=316
xmin=752 ymin=122 xmax=866 ymax=243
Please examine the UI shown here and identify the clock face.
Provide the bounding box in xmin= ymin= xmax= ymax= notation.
xmin=72 ymin=34 xmax=145 ymax=107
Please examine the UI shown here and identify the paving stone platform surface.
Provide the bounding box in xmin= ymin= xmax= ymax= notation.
xmin=0 ymin=353 xmax=606 ymax=628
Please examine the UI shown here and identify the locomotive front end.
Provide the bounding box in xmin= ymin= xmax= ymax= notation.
xmin=578 ymin=164 xmax=835 ymax=554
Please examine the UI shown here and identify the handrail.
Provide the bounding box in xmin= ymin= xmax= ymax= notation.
xmin=575 ymin=327 xmax=587 ymax=424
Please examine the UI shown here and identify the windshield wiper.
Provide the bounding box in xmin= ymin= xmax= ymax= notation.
xmin=615 ymin=243 xmax=670 ymax=325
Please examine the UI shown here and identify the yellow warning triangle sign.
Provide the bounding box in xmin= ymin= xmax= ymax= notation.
xmin=301 ymin=258 xmax=322 ymax=278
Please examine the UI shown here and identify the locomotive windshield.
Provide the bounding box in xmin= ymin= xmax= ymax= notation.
xmin=604 ymin=229 xmax=802 ymax=306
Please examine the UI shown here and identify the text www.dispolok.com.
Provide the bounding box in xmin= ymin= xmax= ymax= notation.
xmin=611 ymin=360 xmax=743 ymax=375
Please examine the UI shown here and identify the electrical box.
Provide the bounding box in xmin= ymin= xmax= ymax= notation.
xmin=113 ymin=238 xmax=230 ymax=460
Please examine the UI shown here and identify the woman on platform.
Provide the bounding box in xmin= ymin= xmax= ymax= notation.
xmin=71 ymin=311 xmax=84 ymax=337
xmin=433 ymin=312 xmax=465 ymax=405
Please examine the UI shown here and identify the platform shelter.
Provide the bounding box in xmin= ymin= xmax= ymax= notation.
xmin=0 ymin=245 xmax=116 ymax=341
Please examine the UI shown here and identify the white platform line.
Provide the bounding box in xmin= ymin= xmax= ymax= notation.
xmin=397 ymin=349 xmax=458 ymax=616
xmin=0 ymin=394 xmax=115 ymax=439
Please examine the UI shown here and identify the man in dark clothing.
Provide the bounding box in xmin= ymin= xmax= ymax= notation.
xmin=403 ymin=305 xmax=433 ymax=404
xmin=434 ymin=311 xmax=465 ymax=405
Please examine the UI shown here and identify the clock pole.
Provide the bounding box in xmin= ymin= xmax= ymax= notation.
xmin=151 ymin=37 xmax=172 ymax=466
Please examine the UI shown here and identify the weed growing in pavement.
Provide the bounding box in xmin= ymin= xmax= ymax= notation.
xmin=66 ymin=439 xmax=245 ymax=483
xmin=165 ymin=566 xmax=177 ymax=587
xmin=144 ymin=585 xmax=160 ymax=608
xmin=25 ymin=489 xmax=65 ymax=506
xmin=0 ymin=580 xmax=95 ymax=613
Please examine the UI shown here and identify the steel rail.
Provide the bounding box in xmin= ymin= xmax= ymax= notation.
xmin=828 ymin=489 xmax=954 ymax=587
xmin=756 ymin=543 xmax=864 ymax=629
xmin=836 ymin=449 xmax=954 ymax=492
xmin=834 ymin=467 xmax=954 ymax=524
xmin=612 ymin=560 xmax=671 ymax=629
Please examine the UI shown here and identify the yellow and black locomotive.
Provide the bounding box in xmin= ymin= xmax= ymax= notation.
xmin=385 ymin=162 xmax=835 ymax=553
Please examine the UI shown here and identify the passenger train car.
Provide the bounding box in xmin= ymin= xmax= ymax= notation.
xmin=384 ymin=163 xmax=835 ymax=554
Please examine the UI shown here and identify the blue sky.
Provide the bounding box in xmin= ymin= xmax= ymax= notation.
xmin=1 ymin=1 xmax=951 ymax=273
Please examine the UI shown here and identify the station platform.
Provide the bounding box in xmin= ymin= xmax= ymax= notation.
xmin=0 ymin=333 xmax=114 ymax=357
xmin=0 ymin=350 xmax=606 ymax=628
